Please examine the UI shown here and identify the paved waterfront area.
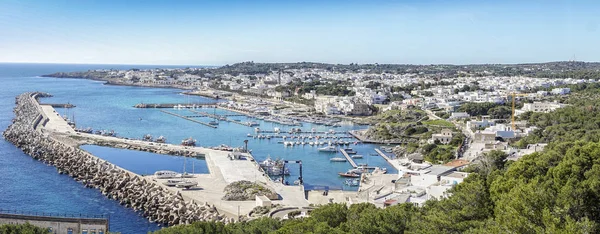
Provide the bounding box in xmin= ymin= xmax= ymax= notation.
xmin=40 ymin=105 xmax=76 ymax=134
xmin=38 ymin=104 xmax=308 ymax=218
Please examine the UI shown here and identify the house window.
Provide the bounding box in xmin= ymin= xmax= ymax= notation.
xmin=90 ymin=229 xmax=96 ymax=234
xmin=47 ymin=227 xmax=53 ymax=233
xmin=82 ymin=229 xmax=88 ymax=234
xmin=67 ymin=228 xmax=73 ymax=234
xmin=98 ymin=229 xmax=104 ymax=234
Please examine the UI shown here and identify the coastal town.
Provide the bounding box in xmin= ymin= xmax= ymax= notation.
xmin=33 ymin=62 xmax=598 ymax=217
xmin=3 ymin=61 xmax=600 ymax=232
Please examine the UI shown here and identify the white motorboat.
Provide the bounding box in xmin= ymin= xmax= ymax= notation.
xmin=155 ymin=170 xmax=178 ymax=179
xmin=318 ymin=145 xmax=337 ymax=152
xmin=351 ymin=154 xmax=364 ymax=159
xmin=330 ymin=157 xmax=347 ymax=162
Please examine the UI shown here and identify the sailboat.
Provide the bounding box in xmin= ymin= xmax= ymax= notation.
xmin=178 ymin=157 xmax=194 ymax=178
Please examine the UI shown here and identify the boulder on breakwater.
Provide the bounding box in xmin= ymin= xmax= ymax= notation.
xmin=2 ymin=92 xmax=234 ymax=226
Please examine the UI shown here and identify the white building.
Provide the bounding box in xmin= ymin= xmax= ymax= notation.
xmin=430 ymin=129 xmax=453 ymax=144
xmin=551 ymin=88 xmax=571 ymax=95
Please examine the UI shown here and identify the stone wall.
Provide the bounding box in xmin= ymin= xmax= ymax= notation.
xmin=2 ymin=92 xmax=232 ymax=226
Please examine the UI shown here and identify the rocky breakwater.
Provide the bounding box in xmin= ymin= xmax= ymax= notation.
xmin=3 ymin=92 xmax=233 ymax=225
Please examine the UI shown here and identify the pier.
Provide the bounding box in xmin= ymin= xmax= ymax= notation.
xmin=160 ymin=110 xmax=218 ymax=128
xmin=374 ymin=149 xmax=399 ymax=170
xmin=339 ymin=148 xmax=358 ymax=168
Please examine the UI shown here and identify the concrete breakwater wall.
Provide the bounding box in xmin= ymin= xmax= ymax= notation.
xmin=2 ymin=92 xmax=231 ymax=226
xmin=84 ymin=138 xmax=205 ymax=158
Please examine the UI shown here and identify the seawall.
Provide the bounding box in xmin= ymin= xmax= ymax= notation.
xmin=2 ymin=92 xmax=233 ymax=226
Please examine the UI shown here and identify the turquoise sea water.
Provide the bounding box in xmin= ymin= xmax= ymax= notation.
xmin=0 ymin=63 xmax=396 ymax=233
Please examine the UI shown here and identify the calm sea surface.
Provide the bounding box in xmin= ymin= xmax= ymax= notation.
xmin=0 ymin=63 xmax=395 ymax=233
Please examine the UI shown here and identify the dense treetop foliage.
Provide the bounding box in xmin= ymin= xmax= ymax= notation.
xmin=0 ymin=223 xmax=48 ymax=234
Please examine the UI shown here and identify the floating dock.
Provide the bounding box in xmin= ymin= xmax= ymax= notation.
xmin=340 ymin=148 xmax=358 ymax=168
xmin=188 ymin=110 xmax=256 ymax=127
xmin=160 ymin=110 xmax=217 ymax=128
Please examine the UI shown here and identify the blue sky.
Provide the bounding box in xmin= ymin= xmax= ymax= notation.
xmin=0 ymin=0 xmax=598 ymax=65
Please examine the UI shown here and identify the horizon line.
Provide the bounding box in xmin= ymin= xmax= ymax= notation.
xmin=0 ymin=60 xmax=597 ymax=68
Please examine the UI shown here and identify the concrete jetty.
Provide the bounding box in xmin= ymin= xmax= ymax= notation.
xmin=3 ymin=92 xmax=229 ymax=225
xmin=374 ymin=149 xmax=400 ymax=171
xmin=160 ymin=110 xmax=217 ymax=128
xmin=340 ymin=148 xmax=358 ymax=168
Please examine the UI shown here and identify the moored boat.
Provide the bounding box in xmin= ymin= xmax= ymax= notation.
xmin=155 ymin=170 xmax=178 ymax=179
xmin=338 ymin=172 xmax=361 ymax=178
xmin=330 ymin=157 xmax=347 ymax=162
xmin=318 ymin=145 xmax=337 ymax=152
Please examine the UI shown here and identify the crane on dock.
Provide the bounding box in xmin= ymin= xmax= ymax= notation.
xmin=510 ymin=92 xmax=529 ymax=130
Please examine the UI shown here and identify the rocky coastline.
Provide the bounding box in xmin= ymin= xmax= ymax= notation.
xmin=2 ymin=92 xmax=232 ymax=226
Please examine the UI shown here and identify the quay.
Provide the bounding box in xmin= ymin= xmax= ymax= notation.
xmin=160 ymin=110 xmax=217 ymax=128
xmin=134 ymin=103 xmax=217 ymax=108
xmin=374 ymin=149 xmax=400 ymax=171
xmin=339 ymin=148 xmax=358 ymax=168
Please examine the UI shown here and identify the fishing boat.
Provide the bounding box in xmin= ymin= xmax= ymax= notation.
xmin=338 ymin=172 xmax=361 ymax=178
xmin=349 ymin=167 xmax=368 ymax=174
xmin=143 ymin=134 xmax=153 ymax=141
xmin=330 ymin=157 xmax=347 ymax=162
xmin=318 ymin=145 xmax=337 ymax=152
xmin=351 ymin=154 xmax=364 ymax=159
xmin=260 ymin=157 xmax=290 ymax=176
xmin=155 ymin=170 xmax=178 ymax=179
xmin=181 ymin=137 xmax=196 ymax=146
xmin=344 ymin=179 xmax=360 ymax=187
xmin=155 ymin=136 xmax=166 ymax=143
